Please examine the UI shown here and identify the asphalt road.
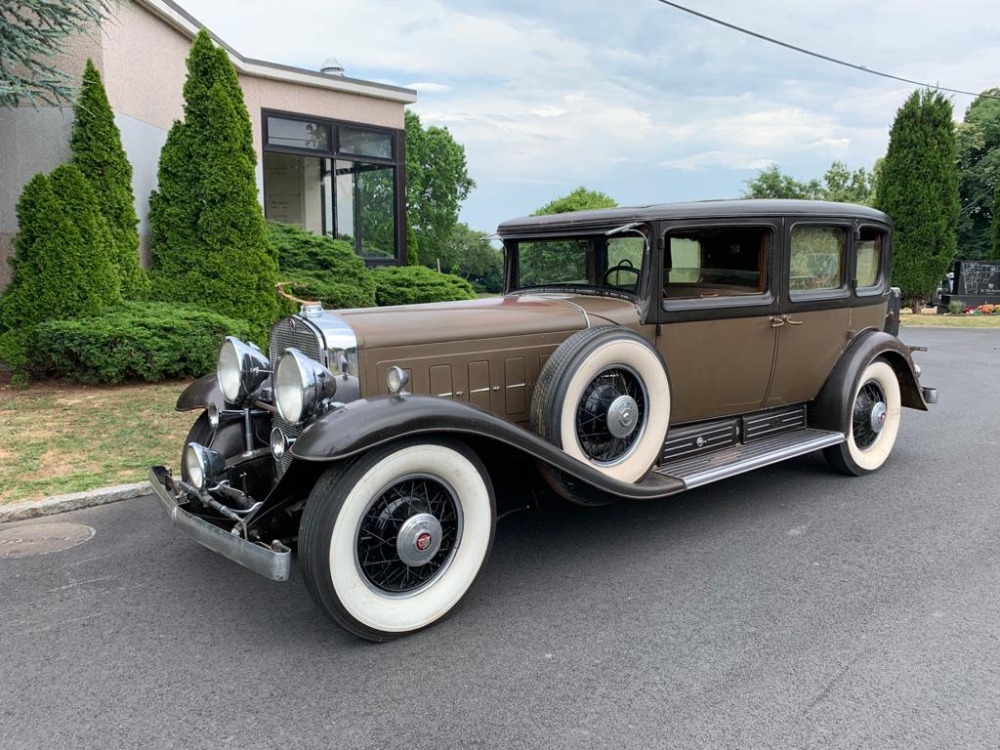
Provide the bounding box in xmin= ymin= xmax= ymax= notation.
xmin=2 ymin=328 xmax=998 ymax=750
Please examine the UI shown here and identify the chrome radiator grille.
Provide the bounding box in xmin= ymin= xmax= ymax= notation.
xmin=269 ymin=317 xmax=325 ymax=475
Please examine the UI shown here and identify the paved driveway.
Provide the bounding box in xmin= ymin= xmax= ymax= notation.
xmin=1 ymin=328 xmax=998 ymax=749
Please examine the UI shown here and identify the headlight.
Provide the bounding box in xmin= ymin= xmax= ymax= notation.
xmin=217 ymin=337 xmax=270 ymax=404
xmin=183 ymin=443 xmax=225 ymax=491
xmin=274 ymin=348 xmax=337 ymax=423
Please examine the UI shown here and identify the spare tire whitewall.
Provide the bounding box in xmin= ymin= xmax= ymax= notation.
xmin=531 ymin=327 xmax=671 ymax=483
xmin=298 ymin=440 xmax=495 ymax=641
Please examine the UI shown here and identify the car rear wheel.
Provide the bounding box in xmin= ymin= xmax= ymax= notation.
xmin=531 ymin=327 xmax=670 ymax=486
xmin=824 ymin=358 xmax=902 ymax=476
xmin=298 ymin=440 xmax=496 ymax=641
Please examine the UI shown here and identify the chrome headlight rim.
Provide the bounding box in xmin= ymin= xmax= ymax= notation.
xmin=274 ymin=348 xmax=337 ymax=424
xmin=183 ymin=442 xmax=226 ymax=491
xmin=216 ymin=336 xmax=270 ymax=405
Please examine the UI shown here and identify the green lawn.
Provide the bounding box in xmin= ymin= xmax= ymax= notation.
xmin=0 ymin=381 xmax=191 ymax=504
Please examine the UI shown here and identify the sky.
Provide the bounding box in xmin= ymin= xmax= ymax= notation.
xmin=178 ymin=0 xmax=1000 ymax=233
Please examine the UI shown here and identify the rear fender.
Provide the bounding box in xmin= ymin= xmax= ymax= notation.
xmin=810 ymin=331 xmax=927 ymax=435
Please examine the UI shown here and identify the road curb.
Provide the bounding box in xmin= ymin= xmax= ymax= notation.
xmin=0 ymin=482 xmax=150 ymax=525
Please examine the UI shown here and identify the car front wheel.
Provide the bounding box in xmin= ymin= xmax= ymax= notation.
xmin=298 ymin=440 xmax=496 ymax=641
xmin=824 ymin=358 xmax=902 ymax=476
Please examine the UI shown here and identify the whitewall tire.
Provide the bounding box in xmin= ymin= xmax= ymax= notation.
xmin=824 ymin=359 xmax=902 ymax=476
xmin=531 ymin=327 xmax=670 ymax=484
xmin=298 ymin=440 xmax=495 ymax=641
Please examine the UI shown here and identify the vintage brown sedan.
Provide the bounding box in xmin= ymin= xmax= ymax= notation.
xmin=151 ymin=199 xmax=936 ymax=641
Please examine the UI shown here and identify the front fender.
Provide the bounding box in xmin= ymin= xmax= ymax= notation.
xmin=810 ymin=330 xmax=928 ymax=435
xmin=289 ymin=395 xmax=684 ymax=501
xmin=176 ymin=374 xmax=225 ymax=412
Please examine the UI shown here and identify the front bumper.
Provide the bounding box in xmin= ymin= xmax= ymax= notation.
xmin=149 ymin=465 xmax=291 ymax=582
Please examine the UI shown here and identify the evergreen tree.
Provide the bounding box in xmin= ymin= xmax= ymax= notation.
xmin=0 ymin=0 xmax=115 ymax=108
xmin=71 ymin=59 xmax=149 ymax=299
xmin=875 ymin=90 xmax=959 ymax=310
xmin=148 ymin=30 xmax=278 ymax=328
xmin=993 ymin=187 xmax=1000 ymax=260
xmin=0 ymin=165 xmax=119 ymax=331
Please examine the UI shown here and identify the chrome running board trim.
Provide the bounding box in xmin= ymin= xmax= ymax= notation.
xmin=655 ymin=429 xmax=844 ymax=489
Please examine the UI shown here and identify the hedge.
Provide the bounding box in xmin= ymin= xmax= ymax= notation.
xmin=372 ymin=265 xmax=477 ymax=306
xmin=269 ymin=222 xmax=376 ymax=310
xmin=22 ymin=302 xmax=254 ymax=384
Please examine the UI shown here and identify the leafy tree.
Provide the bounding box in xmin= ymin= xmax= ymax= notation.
xmin=875 ymin=90 xmax=960 ymax=310
xmin=430 ymin=223 xmax=503 ymax=293
xmin=534 ymin=186 xmax=618 ymax=215
xmin=149 ymin=31 xmax=278 ymax=329
xmin=405 ymin=110 xmax=475 ymax=263
xmin=743 ymin=166 xmax=822 ymax=200
xmin=743 ymin=162 xmax=873 ymax=204
xmin=70 ymin=59 xmax=148 ymax=299
xmin=0 ymin=0 xmax=115 ymax=108
xmin=956 ymin=89 xmax=1000 ymax=260
xmin=0 ymin=165 xmax=119 ymax=332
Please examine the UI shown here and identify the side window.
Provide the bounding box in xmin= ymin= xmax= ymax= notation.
xmin=663 ymin=227 xmax=769 ymax=299
xmin=856 ymin=228 xmax=884 ymax=291
xmin=789 ymin=226 xmax=845 ymax=296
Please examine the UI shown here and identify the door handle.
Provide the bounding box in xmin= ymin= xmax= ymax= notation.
xmin=769 ymin=315 xmax=785 ymax=328
xmin=783 ymin=315 xmax=804 ymax=325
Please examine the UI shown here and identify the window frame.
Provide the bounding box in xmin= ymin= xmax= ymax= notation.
xmin=782 ymin=220 xmax=852 ymax=306
xmin=261 ymin=108 xmax=406 ymax=266
xmin=853 ymin=223 xmax=889 ymax=298
xmin=657 ymin=219 xmax=779 ymax=322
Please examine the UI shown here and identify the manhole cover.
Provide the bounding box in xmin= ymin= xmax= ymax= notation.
xmin=0 ymin=522 xmax=95 ymax=559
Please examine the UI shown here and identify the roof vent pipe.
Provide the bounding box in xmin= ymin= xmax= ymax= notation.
xmin=320 ymin=58 xmax=345 ymax=76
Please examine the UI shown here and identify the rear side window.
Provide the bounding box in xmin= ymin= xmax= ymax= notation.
xmin=664 ymin=226 xmax=769 ymax=299
xmin=789 ymin=226 xmax=845 ymax=297
xmin=856 ymin=228 xmax=884 ymax=290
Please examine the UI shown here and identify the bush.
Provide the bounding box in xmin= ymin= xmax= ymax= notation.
xmin=269 ymin=222 xmax=376 ymax=310
xmin=21 ymin=302 xmax=254 ymax=384
xmin=947 ymin=299 xmax=966 ymax=314
xmin=0 ymin=164 xmax=120 ymax=333
xmin=372 ymin=265 xmax=477 ymax=306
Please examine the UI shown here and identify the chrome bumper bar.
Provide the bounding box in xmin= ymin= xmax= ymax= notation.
xmin=149 ymin=465 xmax=291 ymax=582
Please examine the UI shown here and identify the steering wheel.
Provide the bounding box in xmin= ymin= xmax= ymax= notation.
xmin=602 ymin=258 xmax=640 ymax=288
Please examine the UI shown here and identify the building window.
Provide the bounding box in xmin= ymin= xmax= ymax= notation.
xmin=262 ymin=111 xmax=404 ymax=264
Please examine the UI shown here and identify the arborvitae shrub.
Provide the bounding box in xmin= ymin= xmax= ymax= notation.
xmin=0 ymin=165 xmax=120 ymax=333
xmin=269 ymin=222 xmax=376 ymax=310
xmin=71 ymin=59 xmax=149 ymax=299
xmin=149 ymin=31 xmax=278 ymax=329
xmin=371 ymin=265 xmax=477 ymax=306
xmin=875 ymin=90 xmax=959 ymax=307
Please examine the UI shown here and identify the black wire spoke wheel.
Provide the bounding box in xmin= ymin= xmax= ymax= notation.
xmin=852 ymin=380 xmax=886 ymax=450
xmin=575 ymin=366 xmax=647 ymax=464
xmin=356 ymin=476 xmax=462 ymax=595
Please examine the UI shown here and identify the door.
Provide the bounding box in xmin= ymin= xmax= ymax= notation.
xmin=765 ymin=221 xmax=853 ymax=407
xmin=656 ymin=221 xmax=780 ymax=424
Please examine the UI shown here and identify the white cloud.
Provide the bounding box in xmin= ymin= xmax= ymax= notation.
xmin=180 ymin=0 xmax=1000 ymax=227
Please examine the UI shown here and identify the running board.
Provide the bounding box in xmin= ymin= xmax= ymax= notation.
xmin=654 ymin=429 xmax=844 ymax=490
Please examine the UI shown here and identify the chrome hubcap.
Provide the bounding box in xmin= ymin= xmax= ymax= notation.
xmin=606 ymin=395 xmax=639 ymax=439
xmin=869 ymin=402 xmax=887 ymax=433
xmin=396 ymin=513 xmax=443 ymax=567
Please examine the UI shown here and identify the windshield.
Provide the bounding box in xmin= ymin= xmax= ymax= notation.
xmin=511 ymin=234 xmax=646 ymax=293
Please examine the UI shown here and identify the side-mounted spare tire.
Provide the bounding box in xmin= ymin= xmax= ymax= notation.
xmin=530 ymin=327 xmax=671 ymax=489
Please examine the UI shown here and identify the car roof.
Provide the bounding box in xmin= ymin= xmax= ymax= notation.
xmin=497 ymin=199 xmax=890 ymax=236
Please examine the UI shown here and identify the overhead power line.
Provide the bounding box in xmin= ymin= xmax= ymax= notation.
xmin=654 ymin=0 xmax=1000 ymax=101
